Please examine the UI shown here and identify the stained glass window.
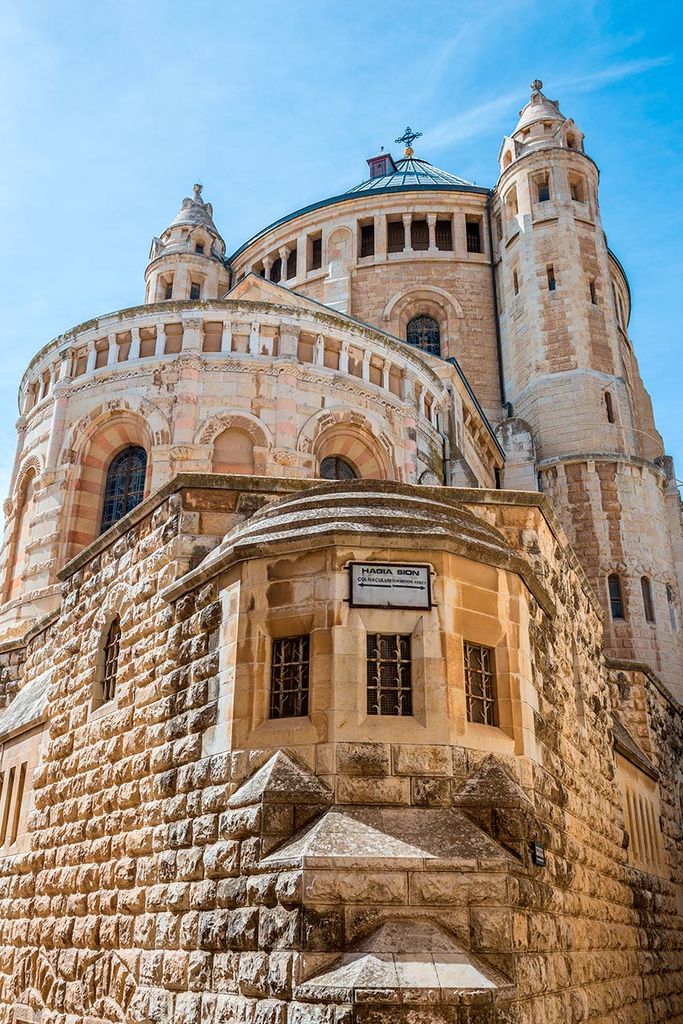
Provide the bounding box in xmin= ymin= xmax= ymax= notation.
xmin=100 ymin=446 xmax=147 ymax=533
xmin=320 ymin=456 xmax=357 ymax=481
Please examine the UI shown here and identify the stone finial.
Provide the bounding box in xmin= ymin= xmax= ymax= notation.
xmin=531 ymin=79 xmax=543 ymax=94
xmin=193 ymin=183 xmax=203 ymax=201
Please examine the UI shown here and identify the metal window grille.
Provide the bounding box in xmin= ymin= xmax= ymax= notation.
xmin=464 ymin=641 xmax=496 ymax=725
xmin=102 ymin=617 xmax=121 ymax=704
xmin=360 ymin=224 xmax=375 ymax=257
xmin=270 ymin=636 xmax=310 ymax=719
xmin=406 ymin=315 xmax=441 ymax=357
xmin=435 ymin=219 xmax=453 ymax=251
xmin=320 ymin=456 xmax=357 ymax=481
xmin=366 ymin=633 xmax=412 ymax=716
xmin=100 ymin=446 xmax=147 ymax=533
xmin=641 ymin=577 xmax=655 ymax=623
xmin=608 ymin=574 xmax=625 ymax=619
xmin=466 ymin=219 xmax=482 ymax=253
xmin=387 ymin=221 xmax=405 ymax=253
xmin=286 ymin=250 xmax=297 ymax=279
xmin=410 ymin=219 xmax=429 ymax=251
xmin=310 ymin=237 xmax=322 ymax=270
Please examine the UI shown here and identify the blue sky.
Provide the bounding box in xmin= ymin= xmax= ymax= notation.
xmin=1 ymin=0 xmax=681 ymax=500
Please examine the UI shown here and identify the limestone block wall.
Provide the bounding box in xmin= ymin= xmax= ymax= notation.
xmin=0 ymin=479 xmax=680 ymax=1023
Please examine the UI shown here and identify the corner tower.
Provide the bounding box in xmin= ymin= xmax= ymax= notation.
xmin=493 ymin=81 xmax=683 ymax=695
xmin=145 ymin=184 xmax=230 ymax=303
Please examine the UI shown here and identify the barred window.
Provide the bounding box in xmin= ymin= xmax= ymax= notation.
xmin=367 ymin=633 xmax=412 ymax=716
xmin=466 ymin=218 xmax=482 ymax=253
xmin=270 ymin=636 xmax=310 ymax=719
xmin=406 ymin=315 xmax=440 ymax=357
xmin=464 ymin=641 xmax=496 ymax=725
xmin=435 ymin=218 xmax=453 ymax=251
xmin=286 ymin=249 xmax=297 ymax=280
xmin=360 ymin=224 xmax=375 ymax=257
xmin=410 ymin=219 xmax=429 ymax=251
xmin=102 ymin=617 xmax=121 ymax=705
xmin=387 ymin=221 xmax=405 ymax=253
xmin=310 ymin=237 xmax=322 ymax=271
xmin=100 ymin=446 xmax=147 ymax=533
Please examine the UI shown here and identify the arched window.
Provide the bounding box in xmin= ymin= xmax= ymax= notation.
xmin=320 ymin=455 xmax=357 ymax=481
xmin=406 ymin=315 xmax=441 ymax=357
xmin=100 ymin=617 xmax=121 ymax=706
xmin=641 ymin=577 xmax=655 ymax=623
xmin=100 ymin=446 xmax=147 ymax=533
xmin=608 ymin=573 xmax=625 ymax=620
xmin=667 ymin=584 xmax=679 ymax=631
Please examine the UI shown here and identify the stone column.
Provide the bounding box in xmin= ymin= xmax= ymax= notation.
xmin=263 ymin=256 xmax=273 ymax=281
xmin=402 ymin=213 xmax=413 ymax=254
xmin=155 ymin=324 xmax=166 ymax=357
xmin=181 ymin=316 xmax=203 ymax=353
xmin=382 ymin=360 xmax=390 ymax=390
xmin=279 ymin=322 xmax=300 ymax=359
xmin=427 ymin=213 xmax=437 ymax=253
xmin=314 ymin=334 xmax=325 ymax=366
xmin=107 ymin=333 xmax=118 ymax=367
xmin=362 ymin=349 xmax=371 ymax=381
xmin=402 ymin=370 xmax=416 ymax=403
xmin=7 ymin=416 xmax=27 ymax=497
xmin=221 ymin=320 xmax=232 ymax=353
xmin=279 ymin=246 xmax=290 ymax=282
xmin=375 ymin=215 xmax=387 ymax=258
xmin=339 ymin=340 xmax=349 ymax=374
xmin=248 ymin=322 xmax=260 ymax=356
xmin=296 ymin=234 xmax=307 ymax=278
xmin=86 ymin=340 xmax=97 ymax=374
xmin=129 ymin=326 xmax=141 ymax=360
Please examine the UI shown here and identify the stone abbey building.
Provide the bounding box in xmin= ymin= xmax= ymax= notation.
xmin=0 ymin=81 xmax=681 ymax=1023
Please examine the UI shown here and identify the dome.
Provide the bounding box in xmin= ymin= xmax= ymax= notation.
xmin=514 ymin=79 xmax=565 ymax=134
xmin=168 ymin=183 xmax=221 ymax=234
xmin=347 ymin=156 xmax=474 ymax=194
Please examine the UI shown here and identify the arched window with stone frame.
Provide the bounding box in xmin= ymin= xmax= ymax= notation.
xmin=319 ymin=455 xmax=357 ymax=481
xmin=100 ymin=446 xmax=148 ymax=534
xmin=93 ymin=615 xmax=121 ymax=712
xmin=406 ymin=315 xmax=441 ymax=357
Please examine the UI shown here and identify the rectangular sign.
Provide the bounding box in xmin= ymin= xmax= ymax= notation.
xmin=349 ymin=562 xmax=432 ymax=610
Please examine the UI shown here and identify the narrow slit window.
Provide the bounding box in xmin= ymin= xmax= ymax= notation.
xmin=435 ymin=219 xmax=453 ymax=251
xmin=102 ymin=617 xmax=121 ymax=705
xmin=367 ymin=633 xmax=412 ymax=716
xmin=513 ymin=270 xmax=519 ymax=295
xmin=589 ymin=279 xmax=598 ymax=305
xmin=608 ymin=573 xmax=625 ymax=620
xmin=9 ymin=763 xmax=26 ymax=846
xmin=360 ymin=223 xmax=375 ymax=258
xmin=641 ymin=577 xmax=655 ymax=623
xmin=286 ymin=249 xmax=297 ymax=279
xmin=270 ymin=636 xmax=310 ymax=719
xmin=195 ymin=242 xmax=204 ymax=255
xmin=466 ymin=218 xmax=482 ymax=253
xmin=310 ymin=237 xmax=322 ymax=271
xmin=667 ymin=584 xmax=679 ymax=631
xmin=464 ymin=642 xmax=496 ymax=725
xmin=164 ymin=280 xmax=173 ymax=300
xmin=536 ymin=175 xmax=551 ymax=202
xmin=605 ymin=391 xmax=615 ymax=423
xmin=547 ymin=265 xmax=556 ymax=291
xmin=189 ymin=282 xmax=201 ymax=300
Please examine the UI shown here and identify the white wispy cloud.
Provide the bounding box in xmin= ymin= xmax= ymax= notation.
xmin=422 ymin=55 xmax=672 ymax=153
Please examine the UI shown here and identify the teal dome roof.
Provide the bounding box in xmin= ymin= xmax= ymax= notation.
xmin=347 ymin=156 xmax=473 ymax=193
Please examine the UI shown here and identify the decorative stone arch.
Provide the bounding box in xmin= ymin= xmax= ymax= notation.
xmin=195 ymin=412 xmax=273 ymax=475
xmin=3 ymin=457 xmax=42 ymax=603
xmin=325 ymin=224 xmax=353 ymax=271
xmin=383 ymin=286 xmax=464 ymax=360
xmin=298 ymin=409 xmax=399 ymax=481
xmin=61 ymin=402 xmax=159 ymax=562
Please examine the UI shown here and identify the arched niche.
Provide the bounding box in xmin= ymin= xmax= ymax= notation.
xmin=212 ymin=427 xmax=256 ymax=475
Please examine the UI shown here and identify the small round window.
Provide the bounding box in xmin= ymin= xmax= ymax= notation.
xmin=320 ymin=456 xmax=357 ymax=481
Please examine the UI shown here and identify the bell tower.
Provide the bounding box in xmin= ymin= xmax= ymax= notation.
xmin=493 ymin=81 xmax=683 ymax=695
xmin=145 ymin=183 xmax=230 ymax=303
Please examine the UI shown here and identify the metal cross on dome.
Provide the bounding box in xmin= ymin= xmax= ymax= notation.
xmin=395 ymin=126 xmax=423 ymax=150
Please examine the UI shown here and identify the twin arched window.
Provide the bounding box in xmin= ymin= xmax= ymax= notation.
xmin=320 ymin=455 xmax=357 ymax=481
xmin=100 ymin=446 xmax=147 ymax=534
xmin=406 ymin=315 xmax=441 ymax=357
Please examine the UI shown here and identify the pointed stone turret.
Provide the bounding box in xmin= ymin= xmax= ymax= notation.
xmin=498 ymin=79 xmax=585 ymax=172
xmin=144 ymin=183 xmax=230 ymax=303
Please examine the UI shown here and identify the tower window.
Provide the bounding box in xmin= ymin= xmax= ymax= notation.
xmin=270 ymin=636 xmax=310 ymax=719
xmin=536 ymin=175 xmax=551 ymax=202
xmin=464 ymin=641 xmax=496 ymax=726
xmin=589 ymin=279 xmax=598 ymax=305
xmin=387 ymin=221 xmax=405 ymax=254
xmin=195 ymin=242 xmax=205 ymax=254
xmin=366 ymin=633 xmax=412 ymax=716
xmin=608 ymin=573 xmax=625 ymax=620
xmin=189 ymin=282 xmax=201 ymax=300
xmin=360 ymin=223 xmax=375 ymax=258
xmin=435 ymin=219 xmax=453 ymax=251
xmin=605 ymin=391 xmax=615 ymax=423
xmin=100 ymin=446 xmax=147 ymax=533
xmin=513 ymin=270 xmax=520 ymax=295
xmin=101 ymin=617 xmax=121 ymax=705
xmin=569 ymin=173 xmax=586 ymax=202
xmin=286 ymin=249 xmax=297 ymax=279
xmin=410 ymin=219 xmax=429 ymax=251
xmin=641 ymin=577 xmax=655 ymax=624
xmin=406 ymin=315 xmax=440 ymax=357
xmin=270 ymin=258 xmax=282 ymax=283
xmin=320 ymin=455 xmax=357 ymax=481
xmin=547 ymin=265 xmax=556 ymax=291
xmin=309 ymin=236 xmax=322 ymax=271
xmin=466 ymin=218 xmax=482 ymax=253
xmin=164 ymin=279 xmax=173 ymax=300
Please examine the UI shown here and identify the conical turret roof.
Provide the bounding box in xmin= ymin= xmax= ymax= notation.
xmin=514 ymin=79 xmax=565 ymax=134
xmin=169 ymin=183 xmax=221 ymax=234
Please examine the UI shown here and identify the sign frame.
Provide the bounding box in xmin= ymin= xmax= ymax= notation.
xmin=347 ymin=561 xmax=433 ymax=611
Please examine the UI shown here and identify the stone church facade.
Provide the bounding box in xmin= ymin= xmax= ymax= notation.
xmin=0 ymin=82 xmax=681 ymax=1023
